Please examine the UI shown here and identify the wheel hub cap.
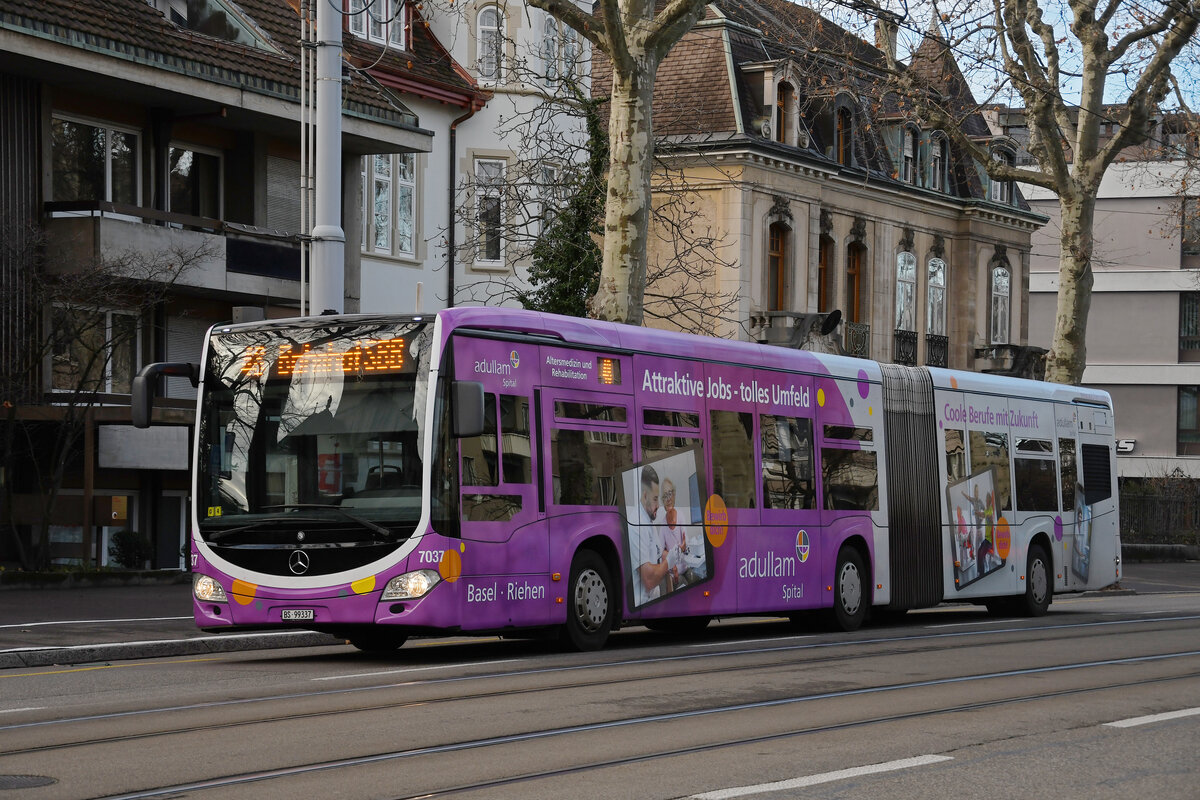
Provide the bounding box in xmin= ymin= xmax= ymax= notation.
xmin=574 ymin=568 xmax=608 ymax=633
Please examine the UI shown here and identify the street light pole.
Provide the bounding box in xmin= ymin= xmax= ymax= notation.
xmin=311 ymin=0 xmax=345 ymax=315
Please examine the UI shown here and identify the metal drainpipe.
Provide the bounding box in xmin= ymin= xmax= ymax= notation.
xmin=447 ymin=104 xmax=479 ymax=308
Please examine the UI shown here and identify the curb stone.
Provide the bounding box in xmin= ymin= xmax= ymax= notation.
xmin=0 ymin=632 xmax=342 ymax=669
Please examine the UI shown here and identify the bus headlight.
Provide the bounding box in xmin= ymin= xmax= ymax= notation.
xmin=382 ymin=570 xmax=441 ymax=600
xmin=193 ymin=574 xmax=228 ymax=603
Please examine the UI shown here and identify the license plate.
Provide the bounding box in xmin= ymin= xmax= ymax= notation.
xmin=281 ymin=609 xmax=315 ymax=621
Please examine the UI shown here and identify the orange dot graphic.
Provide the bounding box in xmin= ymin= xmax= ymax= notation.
xmin=231 ymin=579 xmax=257 ymax=606
xmin=705 ymin=494 xmax=728 ymax=548
xmin=439 ymin=548 xmax=462 ymax=583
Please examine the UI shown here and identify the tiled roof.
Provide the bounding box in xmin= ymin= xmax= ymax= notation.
xmin=0 ymin=0 xmax=480 ymax=127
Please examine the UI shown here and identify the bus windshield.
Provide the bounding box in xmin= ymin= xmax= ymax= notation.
xmin=197 ymin=320 xmax=433 ymax=545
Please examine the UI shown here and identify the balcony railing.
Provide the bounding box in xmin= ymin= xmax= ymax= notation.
xmin=893 ymin=329 xmax=917 ymax=366
xmin=845 ymin=321 xmax=870 ymax=358
xmin=925 ymin=334 xmax=948 ymax=367
xmin=44 ymin=201 xmax=302 ymax=283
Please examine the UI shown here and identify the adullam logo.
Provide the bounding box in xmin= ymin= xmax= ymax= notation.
xmin=795 ymin=530 xmax=810 ymax=563
xmin=510 ymin=350 xmax=520 ymax=370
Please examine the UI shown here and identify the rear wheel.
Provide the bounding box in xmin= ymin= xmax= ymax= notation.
xmin=1017 ymin=543 xmax=1052 ymax=617
xmin=830 ymin=546 xmax=867 ymax=632
xmin=562 ymin=549 xmax=614 ymax=651
xmin=347 ymin=630 xmax=408 ymax=653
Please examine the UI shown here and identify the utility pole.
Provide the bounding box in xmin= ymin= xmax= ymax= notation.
xmin=311 ymin=0 xmax=345 ymax=314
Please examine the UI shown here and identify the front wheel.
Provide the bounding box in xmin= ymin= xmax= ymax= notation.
xmin=1017 ymin=543 xmax=1052 ymax=617
xmin=830 ymin=546 xmax=868 ymax=632
xmin=562 ymin=549 xmax=615 ymax=651
xmin=347 ymin=630 xmax=408 ymax=653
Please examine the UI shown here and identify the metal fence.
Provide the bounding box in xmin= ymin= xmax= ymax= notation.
xmin=1120 ymin=494 xmax=1200 ymax=545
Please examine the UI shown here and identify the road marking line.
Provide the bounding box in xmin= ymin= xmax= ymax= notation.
xmin=1 ymin=659 xmax=217 ymax=679
xmin=688 ymin=755 xmax=954 ymax=799
xmin=687 ymin=635 xmax=813 ymax=649
xmin=0 ymin=617 xmax=191 ymax=630
xmin=1105 ymin=707 xmax=1200 ymax=728
xmin=312 ymin=658 xmax=524 ymax=681
xmin=924 ymin=620 xmax=1008 ymax=629
xmin=0 ymin=707 xmax=45 ymax=714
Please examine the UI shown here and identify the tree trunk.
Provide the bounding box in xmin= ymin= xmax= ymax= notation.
xmin=592 ymin=56 xmax=657 ymax=325
xmin=1045 ymin=194 xmax=1096 ymax=385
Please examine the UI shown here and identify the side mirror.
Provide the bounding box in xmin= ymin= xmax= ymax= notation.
xmin=452 ymin=380 xmax=485 ymax=438
xmin=131 ymin=362 xmax=199 ymax=428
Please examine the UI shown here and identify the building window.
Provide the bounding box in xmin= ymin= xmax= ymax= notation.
xmin=776 ymin=82 xmax=794 ymax=145
xmin=927 ymin=257 xmax=947 ymax=336
xmin=362 ymin=153 xmax=417 ymax=258
xmin=51 ymin=117 xmax=139 ymax=206
xmin=767 ymin=222 xmax=789 ymax=311
xmin=349 ymin=0 xmax=406 ymax=48
xmin=1182 ymin=198 xmax=1200 ymax=256
xmin=1181 ymin=387 xmax=1200 ymax=455
xmin=562 ymin=27 xmax=579 ymax=80
xmin=846 ymin=241 xmax=865 ymax=322
xmin=895 ymin=251 xmax=916 ymax=331
xmin=990 ymin=264 xmax=1011 ymax=344
xmin=168 ymin=145 xmax=221 ymax=218
xmin=818 ymin=235 xmax=833 ymax=312
xmin=901 ymin=127 xmax=919 ymax=184
xmin=930 ymin=134 xmax=949 ymax=192
xmin=475 ymin=158 xmax=505 ymax=264
xmin=1182 ymin=293 xmax=1200 ymax=361
xmin=541 ymin=16 xmax=559 ymax=85
xmin=477 ymin=6 xmax=503 ymax=83
xmin=990 ymin=149 xmax=1014 ymax=204
xmin=836 ymin=107 xmax=853 ymax=166
xmin=50 ymin=308 xmax=140 ymax=395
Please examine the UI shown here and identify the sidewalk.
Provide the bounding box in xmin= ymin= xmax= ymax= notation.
xmin=1 ymin=560 xmax=1197 ymax=669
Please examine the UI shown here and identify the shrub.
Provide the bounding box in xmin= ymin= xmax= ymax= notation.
xmin=108 ymin=529 xmax=154 ymax=569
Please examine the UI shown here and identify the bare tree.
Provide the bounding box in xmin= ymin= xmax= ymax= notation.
xmin=522 ymin=0 xmax=711 ymax=325
xmin=0 ymin=228 xmax=209 ymax=570
xmin=838 ymin=0 xmax=1200 ymax=384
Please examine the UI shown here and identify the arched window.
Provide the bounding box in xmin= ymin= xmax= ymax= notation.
xmin=902 ymin=127 xmax=920 ymax=184
xmin=477 ymin=6 xmax=503 ymax=83
xmin=930 ymin=134 xmax=949 ymax=192
xmin=927 ymin=257 xmax=946 ymax=336
xmin=768 ymin=221 xmax=789 ymax=311
xmin=541 ymin=16 xmax=558 ymax=85
xmin=895 ymin=251 xmax=916 ymax=331
xmin=776 ymin=83 xmax=794 ymax=145
xmin=846 ymin=241 xmax=866 ymax=322
xmin=818 ymin=234 xmax=833 ymax=312
xmin=836 ymin=107 xmax=853 ymax=166
xmin=990 ymin=264 xmax=1011 ymax=343
xmin=990 ymin=149 xmax=1014 ymax=204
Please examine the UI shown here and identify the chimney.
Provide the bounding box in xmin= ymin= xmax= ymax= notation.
xmin=875 ymin=18 xmax=898 ymax=60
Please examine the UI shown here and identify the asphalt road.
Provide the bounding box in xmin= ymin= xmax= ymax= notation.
xmin=1 ymin=583 xmax=1199 ymax=799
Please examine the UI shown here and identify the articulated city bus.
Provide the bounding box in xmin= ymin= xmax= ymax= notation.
xmin=133 ymin=307 xmax=1120 ymax=651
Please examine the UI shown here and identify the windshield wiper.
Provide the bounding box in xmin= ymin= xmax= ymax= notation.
xmin=203 ymin=520 xmax=279 ymax=541
xmin=261 ymin=504 xmax=393 ymax=539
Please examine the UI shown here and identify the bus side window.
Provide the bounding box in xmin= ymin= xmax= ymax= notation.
xmin=1058 ymin=438 xmax=1077 ymax=512
xmin=460 ymin=393 xmax=498 ymax=487
xmin=1014 ymin=438 xmax=1057 ymax=512
xmin=820 ymin=447 xmax=879 ymax=510
xmin=945 ymin=428 xmax=966 ymax=482
xmin=969 ymin=430 xmax=1011 ymax=510
xmin=709 ymin=410 xmax=755 ymax=508
xmin=760 ymin=414 xmax=815 ymax=510
xmin=500 ymin=395 xmax=532 ymax=484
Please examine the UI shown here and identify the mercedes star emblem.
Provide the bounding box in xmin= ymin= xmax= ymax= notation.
xmin=289 ymin=549 xmax=311 ymax=575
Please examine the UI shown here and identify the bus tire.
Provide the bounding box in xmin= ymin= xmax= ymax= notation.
xmin=1018 ymin=543 xmax=1052 ymax=617
xmin=348 ymin=631 xmax=408 ymax=653
xmin=562 ymin=549 xmax=614 ymax=651
xmin=831 ymin=546 xmax=867 ymax=632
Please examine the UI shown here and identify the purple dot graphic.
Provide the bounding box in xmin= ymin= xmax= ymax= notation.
xmin=1053 ymin=515 xmax=1063 ymax=541
xmin=857 ymin=370 xmax=870 ymax=398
